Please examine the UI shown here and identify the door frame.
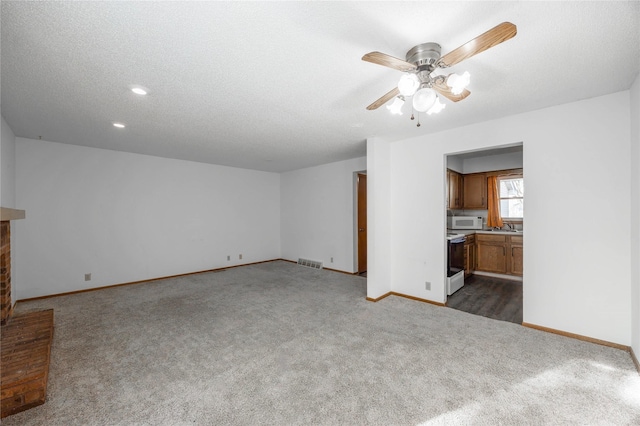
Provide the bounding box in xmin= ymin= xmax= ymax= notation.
xmin=443 ymin=143 xmax=524 ymax=303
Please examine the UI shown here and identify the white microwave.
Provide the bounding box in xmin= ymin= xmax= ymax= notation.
xmin=449 ymin=216 xmax=483 ymax=230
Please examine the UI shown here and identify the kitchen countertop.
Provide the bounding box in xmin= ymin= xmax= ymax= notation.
xmin=449 ymin=229 xmax=524 ymax=236
xmin=475 ymin=230 xmax=524 ymax=235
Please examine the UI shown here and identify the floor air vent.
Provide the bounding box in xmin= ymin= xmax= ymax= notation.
xmin=297 ymin=258 xmax=323 ymax=270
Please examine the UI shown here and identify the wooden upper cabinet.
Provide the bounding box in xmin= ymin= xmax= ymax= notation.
xmin=463 ymin=173 xmax=487 ymax=209
xmin=447 ymin=169 xmax=464 ymax=209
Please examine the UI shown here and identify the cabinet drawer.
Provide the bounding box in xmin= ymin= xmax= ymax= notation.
xmin=464 ymin=234 xmax=475 ymax=245
xmin=509 ymin=235 xmax=523 ymax=244
xmin=476 ymin=234 xmax=507 ymax=243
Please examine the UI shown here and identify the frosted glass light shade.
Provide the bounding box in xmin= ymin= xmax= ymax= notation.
xmin=386 ymin=96 xmax=404 ymax=115
xmin=426 ymin=96 xmax=446 ymax=115
xmin=397 ymin=73 xmax=420 ymax=97
xmin=412 ymin=88 xmax=436 ymax=112
xmin=446 ymin=71 xmax=470 ymax=95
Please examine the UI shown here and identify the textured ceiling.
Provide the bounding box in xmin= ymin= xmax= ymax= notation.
xmin=2 ymin=1 xmax=639 ymax=173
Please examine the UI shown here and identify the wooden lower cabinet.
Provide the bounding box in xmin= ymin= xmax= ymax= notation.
xmin=509 ymin=235 xmax=523 ymax=276
xmin=476 ymin=234 xmax=508 ymax=274
xmin=463 ymin=234 xmax=475 ymax=277
xmin=475 ymin=233 xmax=522 ymax=276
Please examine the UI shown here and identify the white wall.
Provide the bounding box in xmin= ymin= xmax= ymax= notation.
xmin=631 ymin=72 xmax=640 ymax=357
xmin=280 ymin=156 xmax=366 ymax=273
xmin=1 ymin=116 xmax=19 ymax=309
xmin=1 ymin=116 xmax=17 ymax=208
xmin=367 ymin=138 xmax=392 ymax=299
xmin=463 ymin=151 xmax=523 ymax=174
xmin=369 ymin=91 xmax=632 ymax=345
xmin=15 ymin=138 xmax=280 ymax=300
xmin=446 ymin=156 xmax=463 ymax=173
xmin=446 ymin=149 xmax=522 ymax=174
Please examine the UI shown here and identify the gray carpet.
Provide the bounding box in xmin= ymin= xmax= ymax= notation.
xmin=4 ymin=260 xmax=640 ymax=425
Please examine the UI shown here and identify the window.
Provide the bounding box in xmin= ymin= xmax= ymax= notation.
xmin=499 ymin=176 xmax=523 ymax=219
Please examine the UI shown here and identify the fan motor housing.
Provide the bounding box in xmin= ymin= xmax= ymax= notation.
xmin=406 ymin=42 xmax=441 ymax=69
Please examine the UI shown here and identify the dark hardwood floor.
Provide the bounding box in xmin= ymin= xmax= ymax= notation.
xmin=446 ymin=275 xmax=523 ymax=324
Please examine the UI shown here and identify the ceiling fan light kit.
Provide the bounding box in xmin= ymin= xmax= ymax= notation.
xmin=412 ymin=87 xmax=437 ymax=113
xmin=386 ymin=96 xmax=405 ymax=115
xmin=446 ymin=71 xmax=471 ymax=95
xmin=362 ymin=22 xmax=517 ymax=126
xmin=427 ymin=96 xmax=446 ymax=115
xmin=398 ymin=73 xmax=420 ymax=96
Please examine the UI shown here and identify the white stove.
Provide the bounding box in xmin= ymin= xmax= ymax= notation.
xmin=446 ymin=232 xmax=465 ymax=295
xmin=446 ymin=232 xmax=465 ymax=241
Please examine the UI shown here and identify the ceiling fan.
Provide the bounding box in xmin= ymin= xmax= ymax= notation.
xmin=362 ymin=22 xmax=517 ymax=125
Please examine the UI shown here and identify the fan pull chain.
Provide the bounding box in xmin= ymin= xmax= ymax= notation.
xmin=410 ymin=104 xmax=420 ymax=126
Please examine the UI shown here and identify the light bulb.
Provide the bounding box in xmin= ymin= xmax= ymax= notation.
xmin=397 ymin=73 xmax=420 ymax=97
xmin=129 ymin=85 xmax=149 ymax=95
xmin=446 ymin=71 xmax=470 ymax=95
xmin=412 ymin=88 xmax=436 ymax=113
xmin=386 ymin=96 xmax=405 ymax=115
xmin=426 ymin=96 xmax=446 ymax=115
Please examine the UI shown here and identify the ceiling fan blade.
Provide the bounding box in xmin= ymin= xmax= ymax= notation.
xmin=433 ymin=78 xmax=470 ymax=102
xmin=437 ymin=22 xmax=517 ymax=68
xmin=366 ymin=87 xmax=400 ymax=110
xmin=362 ymin=52 xmax=417 ymax=72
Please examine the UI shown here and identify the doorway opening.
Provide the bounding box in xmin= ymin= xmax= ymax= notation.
xmin=444 ymin=144 xmax=524 ymax=324
xmin=356 ymin=172 xmax=367 ymax=276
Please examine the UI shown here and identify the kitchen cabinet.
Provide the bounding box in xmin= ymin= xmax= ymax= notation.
xmin=509 ymin=235 xmax=523 ymax=276
xmin=463 ymin=234 xmax=475 ymax=277
xmin=476 ymin=234 xmax=508 ymax=274
xmin=476 ymin=233 xmax=523 ymax=276
xmin=463 ymin=173 xmax=487 ymax=209
xmin=447 ymin=169 xmax=463 ymax=209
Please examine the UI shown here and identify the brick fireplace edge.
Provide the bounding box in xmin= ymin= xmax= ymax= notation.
xmin=1 ymin=206 xmax=25 ymax=325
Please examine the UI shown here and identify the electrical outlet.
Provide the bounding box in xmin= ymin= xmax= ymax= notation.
xmin=331 ymin=257 xmax=334 ymax=263
xmin=239 ymin=254 xmax=243 ymax=260
xmin=85 ymin=273 xmax=91 ymax=281
xmin=227 ymin=255 xmax=230 ymax=261
xmin=425 ymin=281 xmax=431 ymax=291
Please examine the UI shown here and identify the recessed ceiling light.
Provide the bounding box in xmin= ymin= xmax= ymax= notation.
xmin=130 ymin=85 xmax=148 ymax=95
xmin=112 ymin=122 xmax=125 ymax=128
